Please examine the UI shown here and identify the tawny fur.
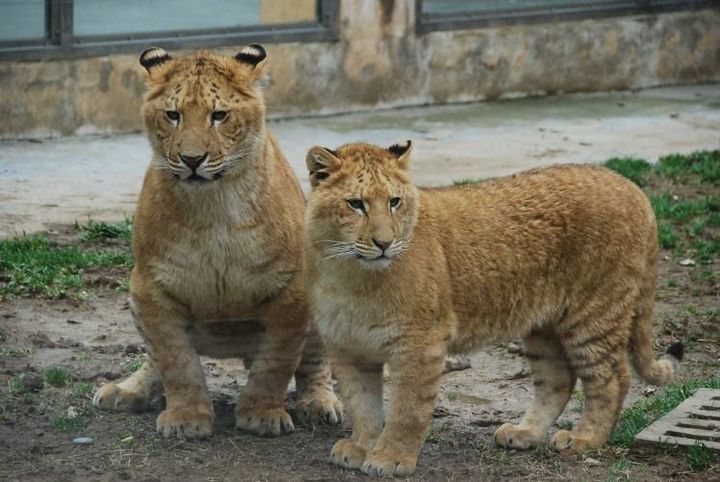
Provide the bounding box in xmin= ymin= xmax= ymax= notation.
xmin=93 ymin=48 xmax=342 ymax=438
xmin=303 ymin=142 xmax=681 ymax=477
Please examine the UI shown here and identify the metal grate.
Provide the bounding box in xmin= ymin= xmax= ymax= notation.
xmin=636 ymin=389 xmax=720 ymax=450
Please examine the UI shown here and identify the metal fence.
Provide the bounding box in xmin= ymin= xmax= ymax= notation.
xmin=0 ymin=0 xmax=339 ymax=61
xmin=416 ymin=0 xmax=718 ymax=32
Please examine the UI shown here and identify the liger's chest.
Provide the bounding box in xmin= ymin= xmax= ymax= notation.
xmin=150 ymin=223 xmax=296 ymax=318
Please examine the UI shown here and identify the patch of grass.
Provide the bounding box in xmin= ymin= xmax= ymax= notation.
xmin=649 ymin=195 xmax=719 ymax=223
xmin=53 ymin=404 xmax=95 ymax=433
xmin=604 ymin=157 xmax=651 ymax=186
xmin=607 ymin=457 xmax=632 ymax=481
xmin=0 ymin=235 xmax=132 ymax=299
xmin=44 ymin=367 xmax=72 ymax=387
xmin=8 ymin=376 xmax=26 ymax=394
xmin=555 ymin=419 xmax=573 ymax=430
xmin=121 ymin=358 xmax=143 ymax=374
xmin=77 ymin=218 xmax=133 ymax=243
xmin=657 ymin=222 xmax=679 ymax=249
xmin=73 ymin=382 xmax=93 ymax=396
xmin=452 ymin=177 xmax=492 ymax=186
xmin=693 ymin=239 xmax=720 ymax=264
xmin=609 ymin=376 xmax=720 ymax=448
xmin=656 ymin=150 xmax=720 ymax=184
xmin=686 ymin=443 xmax=718 ymax=472
xmin=603 ymin=150 xmax=720 ymax=261
xmin=571 ymin=387 xmax=585 ymax=413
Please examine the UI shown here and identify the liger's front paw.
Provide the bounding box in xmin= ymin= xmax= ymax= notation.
xmin=93 ymin=382 xmax=153 ymax=413
xmin=235 ymin=406 xmax=294 ymax=437
xmin=361 ymin=449 xmax=417 ymax=477
xmin=296 ymin=385 xmax=344 ymax=425
xmin=494 ymin=422 xmax=543 ymax=449
xmin=330 ymin=439 xmax=367 ymax=469
xmin=156 ymin=408 xmax=213 ymax=438
xmin=550 ymin=429 xmax=598 ymax=453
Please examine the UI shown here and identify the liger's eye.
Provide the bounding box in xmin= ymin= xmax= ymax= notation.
xmin=389 ymin=197 xmax=402 ymax=209
xmin=211 ymin=110 xmax=228 ymax=122
xmin=347 ymin=198 xmax=365 ymax=212
xmin=165 ymin=110 xmax=180 ymax=122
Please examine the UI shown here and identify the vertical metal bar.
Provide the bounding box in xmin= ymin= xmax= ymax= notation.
xmin=318 ymin=0 xmax=339 ymax=37
xmin=47 ymin=0 xmax=61 ymax=45
xmin=415 ymin=0 xmax=424 ymax=33
xmin=59 ymin=0 xmax=73 ymax=48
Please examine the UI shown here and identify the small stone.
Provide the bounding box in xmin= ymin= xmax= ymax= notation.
xmin=584 ymin=457 xmax=601 ymax=466
xmin=73 ymin=437 xmax=94 ymax=445
xmin=124 ymin=344 xmax=142 ymax=355
xmin=443 ymin=356 xmax=471 ymax=373
xmin=66 ymin=406 xmax=79 ymax=419
xmin=21 ymin=373 xmax=44 ymax=392
xmin=507 ymin=342 xmax=522 ymax=354
xmin=679 ymin=258 xmax=696 ymax=267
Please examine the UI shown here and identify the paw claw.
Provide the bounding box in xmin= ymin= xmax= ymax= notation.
xmin=296 ymin=385 xmax=344 ymax=426
xmin=156 ymin=408 xmax=213 ymax=439
xmin=550 ymin=430 xmax=597 ymax=453
xmin=494 ymin=422 xmax=541 ymax=450
xmin=93 ymin=382 xmax=153 ymax=413
xmin=236 ymin=407 xmax=294 ymax=437
xmin=361 ymin=449 xmax=417 ymax=477
xmin=330 ymin=439 xmax=367 ymax=469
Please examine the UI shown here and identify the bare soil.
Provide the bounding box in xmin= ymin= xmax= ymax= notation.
xmin=1 ymin=221 xmax=718 ymax=481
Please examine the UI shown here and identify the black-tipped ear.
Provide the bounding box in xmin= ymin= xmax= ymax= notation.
xmin=306 ymin=146 xmax=341 ymax=188
xmin=235 ymin=44 xmax=267 ymax=66
xmin=667 ymin=341 xmax=684 ymax=361
xmin=139 ymin=47 xmax=172 ymax=72
xmin=388 ymin=140 xmax=412 ymax=157
xmin=388 ymin=140 xmax=412 ymax=170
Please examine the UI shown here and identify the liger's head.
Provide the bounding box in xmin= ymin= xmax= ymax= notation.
xmin=139 ymin=45 xmax=268 ymax=185
xmin=305 ymin=141 xmax=419 ymax=270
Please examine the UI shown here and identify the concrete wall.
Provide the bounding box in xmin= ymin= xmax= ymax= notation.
xmin=1 ymin=0 xmax=718 ymax=138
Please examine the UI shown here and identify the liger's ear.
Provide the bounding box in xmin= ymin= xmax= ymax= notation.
xmin=388 ymin=140 xmax=412 ymax=170
xmin=234 ymin=44 xmax=267 ymax=80
xmin=306 ymin=146 xmax=342 ymax=188
xmin=139 ymin=47 xmax=172 ymax=73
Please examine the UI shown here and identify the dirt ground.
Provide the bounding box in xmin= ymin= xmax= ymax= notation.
xmin=1 ymin=217 xmax=718 ymax=482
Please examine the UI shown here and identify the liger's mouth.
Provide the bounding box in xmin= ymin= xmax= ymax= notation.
xmin=186 ymin=174 xmax=209 ymax=183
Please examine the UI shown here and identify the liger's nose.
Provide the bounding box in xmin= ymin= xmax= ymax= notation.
xmin=179 ymin=153 xmax=207 ymax=169
xmin=372 ymin=238 xmax=392 ymax=251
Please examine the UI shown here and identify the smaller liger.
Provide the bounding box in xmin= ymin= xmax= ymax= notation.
xmin=93 ymin=46 xmax=342 ymax=438
xmin=303 ymin=141 xmax=682 ymax=477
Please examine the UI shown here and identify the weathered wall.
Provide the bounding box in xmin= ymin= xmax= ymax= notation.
xmin=1 ymin=0 xmax=718 ymax=138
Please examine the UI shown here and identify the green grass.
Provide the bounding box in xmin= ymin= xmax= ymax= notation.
xmin=656 ymin=150 xmax=720 ymax=183
xmin=686 ymin=443 xmax=718 ymax=472
xmin=649 ymin=195 xmax=719 ymax=223
xmin=76 ymin=218 xmax=133 ymax=243
xmin=121 ymin=358 xmax=143 ymax=374
xmin=0 ymin=235 xmax=132 ymax=299
xmin=604 ymin=157 xmax=651 ymax=186
xmin=605 ymin=150 xmax=720 ymax=186
xmin=657 ymin=222 xmax=679 ymax=249
xmin=44 ymin=367 xmax=72 ymax=386
xmin=453 ymin=177 xmax=491 ymax=186
xmin=606 ymin=150 xmax=720 ymax=262
xmin=607 ymin=457 xmax=632 ymax=481
xmin=73 ymin=382 xmax=94 ymax=396
xmin=610 ymin=377 xmax=720 ymax=447
xmin=53 ymin=405 xmax=95 ymax=432
xmin=7 ymin=376 xmax=26 ymax=394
